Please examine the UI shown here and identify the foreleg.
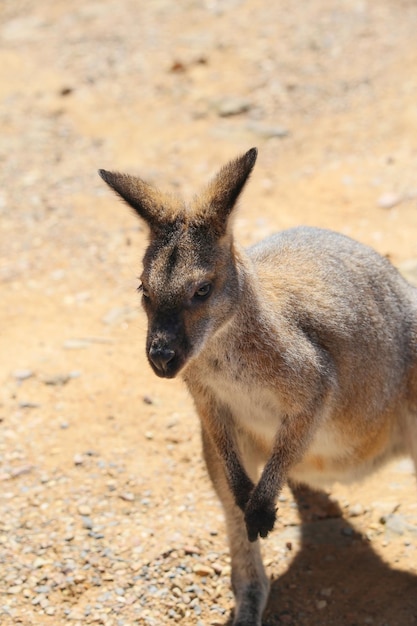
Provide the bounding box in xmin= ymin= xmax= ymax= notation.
xmin=202 ymin=426 xmax=269 ymax=626
xmin=245 ymin=413 xmax=316 ymax=541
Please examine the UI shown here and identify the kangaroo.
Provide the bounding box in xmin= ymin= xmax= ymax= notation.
xmin=99 ymin=148 xmax=417 ymax=626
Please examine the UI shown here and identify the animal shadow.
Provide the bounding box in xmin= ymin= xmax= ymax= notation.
xmin=226 ymin=484 xmax=417 ymax=626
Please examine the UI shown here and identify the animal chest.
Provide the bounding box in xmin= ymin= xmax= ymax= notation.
xmin=203 ymin=358 xmax=284 ymax=446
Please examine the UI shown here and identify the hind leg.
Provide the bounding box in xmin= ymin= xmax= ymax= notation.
xmin=202 ymin=426 xmax=270 ymax=626
xmin=407 ymin=361 xmax=417 ymax=478
xmin=405 ymin=412 xmax=417 ymax=479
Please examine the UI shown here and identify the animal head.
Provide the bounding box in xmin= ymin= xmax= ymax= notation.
xmin=99 ymin=148 xmax=257 ymax=378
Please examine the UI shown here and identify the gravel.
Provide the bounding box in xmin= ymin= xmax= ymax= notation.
xmin=1 ymin=0 xmax=417 ymax=625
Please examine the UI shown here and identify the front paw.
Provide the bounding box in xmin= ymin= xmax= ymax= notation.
xmin=244 ymin=497 xmax=277 ymax=542
xmin=233 ymin=475 xmax=255 ymax=513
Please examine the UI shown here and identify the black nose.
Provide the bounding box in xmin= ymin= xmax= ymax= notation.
xmin=148 ymin=346 xmax=176 ymax=373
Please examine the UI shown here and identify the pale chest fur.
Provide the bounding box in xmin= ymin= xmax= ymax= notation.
xmin=200 ymin=357 xmax=399 ymax=488
xmin=202 ymin=356 xmax=344 ymax=460
xmin=205 ymin=367 xmax=284 ymax=444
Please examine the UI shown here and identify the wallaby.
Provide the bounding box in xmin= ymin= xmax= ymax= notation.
xmin=99 ymin=148 xmax=417 ymax=626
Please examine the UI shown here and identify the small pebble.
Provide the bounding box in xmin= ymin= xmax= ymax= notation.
xmin=348 ymin=503 xmax=364 ymax=517
xmin=193 ymin=564 xmax=214 ymax=577
xmin=382 ymin=513 xmax=407 ymax=535
xmin=119 ymin=492 xmax=135 ymax=502
xmin=18 ymin=401 xmax=40 ymax=409
xmin=74 ymin=573 xmax=86 ymax=583
xmin=63 ymin=339 xmax=90 ymax=350
xmin=42 ymin=373 xmax=70 ymax=386
xmin=13 ymin=369 xmax=34 ymax=381
xmin=77 ymin=504 xmax=92 ymax=515
xmin=377 ymin=192 xmax=403 ymax=209
xmin=246 ymin=121 xmax=289 ymax=138
xmin=214 ymin=96 xmax=251 ymax=117
xmin=320 ymin=588 xmax=333 ymax=597
xmin=82 ymin=516 xmax=94 ymax=530
xmin=184 ymin=545 xmax=202 ymax=556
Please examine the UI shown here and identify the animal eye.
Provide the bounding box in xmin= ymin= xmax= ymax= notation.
xmin=139 ymin=283 xmax=150 ymax=299
xmin=194 ymin=283 xmax=212 ymax=299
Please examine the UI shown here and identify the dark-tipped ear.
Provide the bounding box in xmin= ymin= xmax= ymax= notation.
xmin=196 ymin=147 xmax=258 ymax=235
xmin=98 ymin=169 xmax=182 ymax=229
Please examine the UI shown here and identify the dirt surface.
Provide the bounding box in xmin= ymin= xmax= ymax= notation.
xmin=1 ymin=1 xmax=417 ymax=625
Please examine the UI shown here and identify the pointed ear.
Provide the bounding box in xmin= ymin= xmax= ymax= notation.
xmin=98 ymin=169 xmax=182 ymax=230
xmin=196 ymin=147 xmax=258 ymax=236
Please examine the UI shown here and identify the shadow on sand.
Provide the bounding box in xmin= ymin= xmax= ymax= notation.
xmin=225 ymin=485 xmax=417 ymax=626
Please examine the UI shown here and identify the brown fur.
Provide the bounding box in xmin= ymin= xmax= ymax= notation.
xmin=99 ymin=149 xmax=417 ymax=626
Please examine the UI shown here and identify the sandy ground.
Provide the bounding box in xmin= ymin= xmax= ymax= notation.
xmin=1 ymin=1 xmax=417 ymax=624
